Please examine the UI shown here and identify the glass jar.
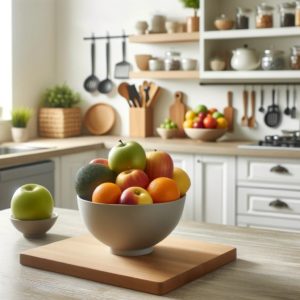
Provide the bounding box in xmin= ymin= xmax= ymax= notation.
xmin=290 ymin=46 xmax=300 ymax=70
xmin=261 ymin=49 xmax=285 ymax=70
xmin=296 ymin=0 xmax=300 ymax=26
xmin=164 ymin=51 xmax=181 ymax=70
xmin=236 ymin=7 xmax=252 ymax=29
xmin=256 ymin=3 xmax=274 ymax=28
xmin=279 ymin=2 xmax=296 ymax=27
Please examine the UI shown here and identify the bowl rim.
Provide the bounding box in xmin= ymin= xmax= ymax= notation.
xmin=184 ymin=127 xmax=227 ymax=132
xmin=156 ymin=127 xmax=178 ymax=131
xmin=10 ymin=212 xmax=58 ymax=222
xmin=77 ymin=195 xmax=186 ymax=207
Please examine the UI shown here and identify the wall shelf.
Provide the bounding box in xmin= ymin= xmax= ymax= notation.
xmin=129 ymin=70 xmax=199 ymax=79
xmin=129 ymin=32 xmax=199 ymax=44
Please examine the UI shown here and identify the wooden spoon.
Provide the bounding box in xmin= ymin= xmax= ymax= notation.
xmin=248 ymin=89 xmax=256 ymax=128
xmin=118 ymin=82 xmax=131 ymax=107
xmin=241 ymin=89 xmax=249 ymax=127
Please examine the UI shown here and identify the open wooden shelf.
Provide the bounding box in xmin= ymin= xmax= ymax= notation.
xmin=129 ymin=70 xmax=199 ymax=79
xmin=129 ymin=32 xmax=199 ymax=44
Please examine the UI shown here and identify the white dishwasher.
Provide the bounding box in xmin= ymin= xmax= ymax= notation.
xmin=0 ymin=160 xmax=55 ymax=210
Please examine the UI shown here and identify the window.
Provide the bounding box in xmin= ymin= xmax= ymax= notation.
xmin=0 ymin=0 xmax=12 ymax=120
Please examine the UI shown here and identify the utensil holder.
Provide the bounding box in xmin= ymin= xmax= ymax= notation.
xmin=129 ymin=107 xmax=153 ymax=137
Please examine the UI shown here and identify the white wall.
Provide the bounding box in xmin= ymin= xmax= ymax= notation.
xmin=55 ymin=0 xmax=300 ymax=140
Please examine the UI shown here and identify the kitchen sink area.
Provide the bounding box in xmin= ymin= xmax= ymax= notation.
xmin=0 ymin=146 xmax=52 ymax=155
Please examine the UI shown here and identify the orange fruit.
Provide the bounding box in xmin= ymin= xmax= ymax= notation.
xmin=92 ymin=182 xmax=121 ymax=204
xmin=147 ymin=177 xmax=180 ymax=203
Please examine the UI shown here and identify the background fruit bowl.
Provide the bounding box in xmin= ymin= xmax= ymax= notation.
xmin=184 ymin=128 xmax=227 ymax=142
xmin=156 ymin=127 xmax=178 ymax=139
xmin=77 ymin=195 xmax=185 ymax=256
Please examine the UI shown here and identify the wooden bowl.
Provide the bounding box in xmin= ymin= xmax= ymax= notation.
xmin=156 ymin=128 xmax=178 ymax=139
xmin=135 ymin=55 xmax=152 ymax=71
xmin=214 ymin=19 xmax=234 ymax=30
xmin=184 ymin=128 xmax=227 ymax=142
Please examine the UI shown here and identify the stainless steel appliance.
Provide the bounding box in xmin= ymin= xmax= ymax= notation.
xmin=0 ymin=160 xmax=54 ymax=210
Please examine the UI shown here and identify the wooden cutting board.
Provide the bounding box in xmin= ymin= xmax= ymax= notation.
xmin=20 ymin=235 xmax=236 ymax=295
xmin=223 ymin=91 xmax=234 ymax=132
xmin=169 ymin=91 xmax=186 ymax=137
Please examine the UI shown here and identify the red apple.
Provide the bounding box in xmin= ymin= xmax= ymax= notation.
xmin=116 ymin=169 xmax=149 ymax=191
xmin=119 ymin=187 xmax=153 ymax=205
xmin=198 ymin=112 xmax=207 ymax=121
xmin=145 ymin=150 xmax=174 ymax=181
xmin=89 ymin=158 xmax=109 ymax=167
xmin=203 ymin=116 xmax=217 ymax=129
xmin=193 ymin=120 xmax=205 ymax=128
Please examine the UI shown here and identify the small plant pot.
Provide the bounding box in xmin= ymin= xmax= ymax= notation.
xmin=187 ymin=16 xmax=199 ymax=32
xmin=11 ymin=127 xmax=29 ymax=143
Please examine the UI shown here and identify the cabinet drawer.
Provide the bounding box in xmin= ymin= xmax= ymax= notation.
xmin=238 ymin=157 xmax=300 ymax=186
xmin=238 ymin=187 xmax=300 ymax=218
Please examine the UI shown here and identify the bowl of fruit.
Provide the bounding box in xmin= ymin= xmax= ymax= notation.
xmin=156 ymin=118 xmax=178 ymax=139
xmin=75 ymin=140 xmax=191 ymax=256
xmin=183 ymin=105 xmax=228 ymax=142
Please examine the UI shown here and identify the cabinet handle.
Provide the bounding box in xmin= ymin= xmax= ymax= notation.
xmin=269 ymin=199 xmax=289 ymax=209
xmin=270 ymin=165 xmax=289 ymax=174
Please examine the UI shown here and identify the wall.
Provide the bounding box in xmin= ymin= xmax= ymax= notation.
xmin=0 ymin=0 xmax=56 ymax=142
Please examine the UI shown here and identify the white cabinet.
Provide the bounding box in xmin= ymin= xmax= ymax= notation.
xmin=170 ymin=153 xmax=195 ymax=220
xmin=237 ymin=156 xmax=300 ymax=232
xmin=55 ymin=149 xmax=108 ymax=209
xmin=200 ymin=0 xmax=300 ymax=84
xmin=194 ymin=155 xmax=236 ymax=225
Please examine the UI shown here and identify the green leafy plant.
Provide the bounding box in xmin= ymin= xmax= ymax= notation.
xmin=11 ymin=107 xmax=33 ymax=128
xmin=179 ymin=0 xmax=200 ymax=16
xmin=41 ymin=84 xmax=82 ymax=108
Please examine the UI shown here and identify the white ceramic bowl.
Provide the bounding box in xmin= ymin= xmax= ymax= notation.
xmin=184 ymin=128 xmax=227 ymax=142
xmin=156 ymin=127 xmax=178 ymax=139
xmin=10 ymin=212 xmax=58 ymax=238
xmin=181 ymin=58 xmax=198 ymax=71
xmin=77 ymin=196 xmax=185 ymax=256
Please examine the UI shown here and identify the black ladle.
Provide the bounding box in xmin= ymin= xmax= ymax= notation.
xmin=83 ymin=38 xmax=100 ymax=93
xmin=284 ymin=87 xmax=291 ymax=116
xmin=98 ymin=36 xmax=113 ymax=94
xmin=258 ymin=87 xmax=265 ymax=113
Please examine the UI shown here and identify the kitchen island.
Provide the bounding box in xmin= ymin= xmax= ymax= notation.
xmin=1 ymin=208 xmax=299 ymax=299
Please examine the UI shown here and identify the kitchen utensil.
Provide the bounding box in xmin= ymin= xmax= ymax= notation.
xmin=231 ymin=44 xmax=260 ymax=71
xmin=129 ymin=84 xmax=141 ymax=107
xmin=284 ymin=87 xmax=291 ymax=115
xmin=127 ymin=85 xmax=139 ymax=108
xmin=291 ymin=86 xmax=297 ymax=118
xmin=117 ymin=83 xmax=131 ymax=107
xmin=169 ymin=91 xmax=186 ymax=137
xmin=20 ymin=231 xmax=236 ymax=296
xmin=83 ymin=103 xmax=115 ymax=135
xmin=241 ymin=89 xmax=249 ymax=126
xmin=223 ymin=91 xmax=234 ymax=132
xmin=143 ymin=81 xmax=150 ymax=104
xmin=258 ymin=87 xmax=265 ymax=113
xmin=83 ymin=38 xmax=100 ymax=93
xmin=264 ymin=89 xmax=281 ymax=128
xmin=98 ymin=37 xmax=114 ymax=94
xmin=248 ymin=89 xmax=256 ymax=128
xmin=114 ymin=34 xmax=131 ymax=79
xmin=139 ymin=84 xmax=146 ymax=107
xmin=147 ymin=82 xmax=160 ymax=108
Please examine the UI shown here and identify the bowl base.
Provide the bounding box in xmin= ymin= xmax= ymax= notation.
xmin=111 ymin=246 xmax=153 ymax=257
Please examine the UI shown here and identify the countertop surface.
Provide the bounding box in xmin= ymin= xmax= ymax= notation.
xmin=1 ymin=135 xmax=300 ymax=168
xmin=1 ymin=208 xmax=300 ymax=300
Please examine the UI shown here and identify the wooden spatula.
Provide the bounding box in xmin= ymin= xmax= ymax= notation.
xmin=248 ymin=90 xmax=256 ymax=128
xmin=169 ymin=91 xmax=186 ymax=137
xmin=241 ymin=89 xmax=249 ymax=127
xmin=223 ymin=91 xmax=234 ymax=132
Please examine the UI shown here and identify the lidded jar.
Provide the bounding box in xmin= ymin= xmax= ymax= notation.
xmin=236 ymin=7 xmax=252 ymax=29
xmin=256 ymin=3 xmax=274 ymax=28
xmin=290 ymin=45 xmax=300 ymax=70
xmin=279 ymin=2 xmax=296 ymax=27
xmin=164 ymin=51 xmax=181 ymax=71
xmin=261 ymin=49 xmax=285 ymax=70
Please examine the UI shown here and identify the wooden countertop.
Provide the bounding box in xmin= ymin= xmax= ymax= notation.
xmin=0 ymin=135 xmax=300 ymax=168
xmin=1 ymin=208 xmax=300 ymax=299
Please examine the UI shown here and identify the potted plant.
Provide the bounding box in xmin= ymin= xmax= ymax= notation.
xmin=11 ymin=107 xmax=33 ymax=142
xmin=179 ymin=0 xmax=200 ymax=32
xmin=39 ymin=84 xmax=83 ymax=138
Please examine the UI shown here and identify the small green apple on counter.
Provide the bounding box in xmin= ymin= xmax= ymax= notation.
xmin=160 ymin=118 xmax=178 ymax=129
xmin=11 ymin=184 xmax=54 ymax=220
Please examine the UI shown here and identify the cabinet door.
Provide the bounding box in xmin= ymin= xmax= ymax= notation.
xmin=170 ymin=153 xmax=194 ymax=221
xmin=195 ymin=155 xmax=236 ymax=225
xmin=60 ymin=150 xmax=108 ymax=209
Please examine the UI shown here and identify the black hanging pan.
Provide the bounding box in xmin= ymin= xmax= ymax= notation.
xmin=264 ymin=88 xmax=281 ymax=128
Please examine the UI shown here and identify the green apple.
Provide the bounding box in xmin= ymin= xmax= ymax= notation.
xmin=108 ymin=140 xmax=147 ymax=174
xmin=194 ymin=104 xmax=208 ymax=114
xmin=212 ymin=111 xmax=224 ymax=119
xmin=11 ymin=184 xmax=54 ymax=220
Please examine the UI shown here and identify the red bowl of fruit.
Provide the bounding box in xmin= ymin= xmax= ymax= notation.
xmin=184 ymin=128 xmax=227 ymax=142
xmin=75 ymin=140 xmax=191 ymax=256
